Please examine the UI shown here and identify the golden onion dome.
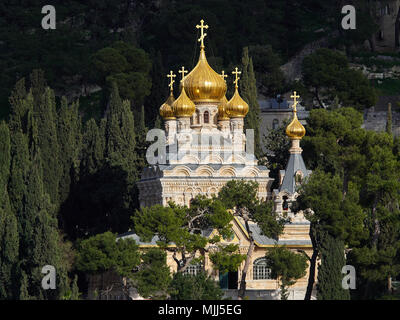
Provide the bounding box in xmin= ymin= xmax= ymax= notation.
xmin=226 ymin=87 xmax=249 ymax=118
xmin=172 ymin=85 xmax=196 ymax=118
xmin=286 ymin=113 xmax=306 ymax=139
xmin=218 ymin=95 xmax=229 ymax=120
xmin=286 ymin=92 xmax=306 ymax=139
xmin=159 ymin=92 xmax=176 ymax=120
xmin=182 ymin=48 xmax=227 ymax=104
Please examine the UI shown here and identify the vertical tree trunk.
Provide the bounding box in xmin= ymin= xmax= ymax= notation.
xmin=305 ymin=225 xmax=318 ymax=300
xmin=238 ymin=239 xmax=255 ymax=299
xmin=371 ymin=197 xmax=380 ymax=248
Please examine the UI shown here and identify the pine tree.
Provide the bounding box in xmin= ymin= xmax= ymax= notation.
xmin=316 ymin=231 xmax=350 ymax=300
xmin=240 ymin=47 xmax=261 ymax=158
xmin=0 ymin=121 xmax=19 ymax=299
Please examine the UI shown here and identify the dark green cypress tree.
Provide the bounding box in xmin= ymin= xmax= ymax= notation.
xmin=81 ymin=118 xmax=104 ymax=176
xmin=240 ymin=47 xmax=261 ymax=158
xmin=317 ymin=231 xmax=350 ymax=300
xmin=135 ymin=104 xmax=148 ymax=170
xmin=0 ymin=121 xmax=19 ymax=299
xmin=8 ymin=78 xmax=29 ymax=134
xmin=57 ymin=97 xmax=82 ymax=205
xmin=105 ymin=82 xmax=137 ymax=183
xmin=32 ymin=76 xmax=62 ymax=208
xmin=18 ymin=150 xmax=63 ymax=299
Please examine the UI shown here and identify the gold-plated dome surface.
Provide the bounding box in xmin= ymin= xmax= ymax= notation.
xmin=183 ymin=48 xmax=227 ymax=103
xmin=218 ymin=95 xmax=230 ymax=120
xmin=172 ymin=86 xmax=195 ymax=118
xmin=159 ymin=92 xmax=176 ymax=120
xmin=226 ymin=87 xmax=249 ymax=118
xmin=286 ymin=113 xmax=306 ymax=139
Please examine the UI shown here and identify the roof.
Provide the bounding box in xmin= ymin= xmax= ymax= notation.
xmin=117 ymin=228 xmax=214 ymax=246
xmin=280 ymin=152 xmax=311 ymax=194
xmin=118 ymin=219 xmax=311 ymax=248
xmin=248 ymin=223 xmax=311 ymax=246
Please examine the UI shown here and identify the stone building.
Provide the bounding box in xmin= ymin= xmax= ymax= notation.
xmin=374 ymin=1 xmax=400 ymax=51
xmin=88 ymin=20 xmax=315 ymax=301
xmin=259 ymin=94 xmax=309 ymax=152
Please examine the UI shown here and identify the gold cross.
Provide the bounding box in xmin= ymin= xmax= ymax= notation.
xmin=220 ymin=71 xmax=228 ymax=82
xmin=291 ymin=91 xmax=300 ymax=112
xmin=178 ymin=66 xmax=188 ymax=82
xmin=196 ymin=19 xmax=209 ymax=49
xmin=232 ymin=67 xmax=241 ymax=88
xmin=167 ymin=71 xmax=176 ymax=92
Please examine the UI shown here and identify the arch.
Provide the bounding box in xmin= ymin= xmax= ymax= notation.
xmin=180 ymin=155 xmax=199 ymax=164
xmin=173 ymin=165 xmax=191 ymax=177
xmin=272 ymin=118 xmax=279 ymax=130
xmin=204 ymin=111 xmax=209 ymax=124
xmin=219 ymin=166 xmax=237 ymax=177
xmin=195 ymin=165 xmax=215 ymax=177
xmin=253 ymin=257 xmax=272 ymax=280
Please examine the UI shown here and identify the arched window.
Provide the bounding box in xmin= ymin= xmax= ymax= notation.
xmin=204 ymin=111 xmax=209 ymax=124
xmin=196 ymin=110 xmax=200 ymax=124
xmin=183 ymin=262 xmax=203 ymax=276
xmin=282 ymin=196 xmax=289 ymax=211
xmin=253 ymin=257 xmax=272 ymax=280
xmin=272 ymin=119 xmax=279 ymax=130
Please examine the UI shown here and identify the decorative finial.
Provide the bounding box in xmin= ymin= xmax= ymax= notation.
xmin=196 ymin=19 xmax=209 ymax=49
xmin=167 ymin=71 xmax=176 ymax=92
xmin=290 ymin=91 xmax=300 ymax=113
xmin=178 ymin=66 xmax=188 ymax=85
xmin=232 ymin=67 xmax=241 ymax=89
xmin=220 ymin=71 xmax=228 ymax=82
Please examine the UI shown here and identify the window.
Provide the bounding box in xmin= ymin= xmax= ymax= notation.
xmin=282 ymin=196 xmax=289 ymax=211
xmin=253 ymin=258 xmax=272 ymax=280
xmin=204 ymin=111 xmax=209 ymax=124
xmin=183 ymin=262 xmax=203 ymax=276
xmin=272 ymin=119 xmax=279 ymax=130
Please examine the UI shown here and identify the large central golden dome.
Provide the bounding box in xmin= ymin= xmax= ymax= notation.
xmin=183 ymin=48 xmax=227 ymax=104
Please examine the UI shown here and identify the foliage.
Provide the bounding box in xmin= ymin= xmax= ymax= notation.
xmin=132 ymin=195 xmax=234 ymax=273
xmin=265 ymin=246 xmax=308 ymax=300
xmin=169 ymin=272 xmax=223 ymax=300
xmin=316 ymin=232 xmax=350 ymax=300
xmin=302 ymin=49 xmax=377 ymax=111
xmin=91 ymin=41 xmax=152 ymax=107
xmin=132 ymin=248 xmax=171 ymax=299
xmin=76 ymin=231 xmax=140 ymax=275
xmin=209 ymin=244 xmax=246 ymax=274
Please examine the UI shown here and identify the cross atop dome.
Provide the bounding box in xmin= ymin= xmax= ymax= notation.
xmin=220 ymin=71 xmax=228 ymax=82
xmin=232 ymin=67 xmax=241 ymax=88
xmin=196 ymin=19 xmax=209 ymax=49
xmin=179 ymin=66 xmax=188 ymax=83
xmin=167 ymin=71 xmax=176 ymax=92
xmin=290 ymin=91 xmax=300 ymax=113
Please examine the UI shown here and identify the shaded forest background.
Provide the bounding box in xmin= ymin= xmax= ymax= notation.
xmin=0 ymin=0 xmax=399 ymax=301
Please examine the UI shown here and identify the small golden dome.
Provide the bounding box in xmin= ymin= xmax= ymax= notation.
xmin=183 ymin=48 xmax=227 ymax=103
xmin=159 ymin=92 xmax=176 ymax=120
xmin=218 ymin=95 xmax=230 ymax=120
xmin=286 ymin=113 xmax=306 ymax=139
xmin=226 ymin=87 xmax=249 ymax=118
xmin=172 ymin=85 xmax=195 ymax=118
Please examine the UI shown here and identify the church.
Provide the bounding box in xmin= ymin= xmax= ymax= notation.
xmin=88 ymin=20 xmax=315 ymax=300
